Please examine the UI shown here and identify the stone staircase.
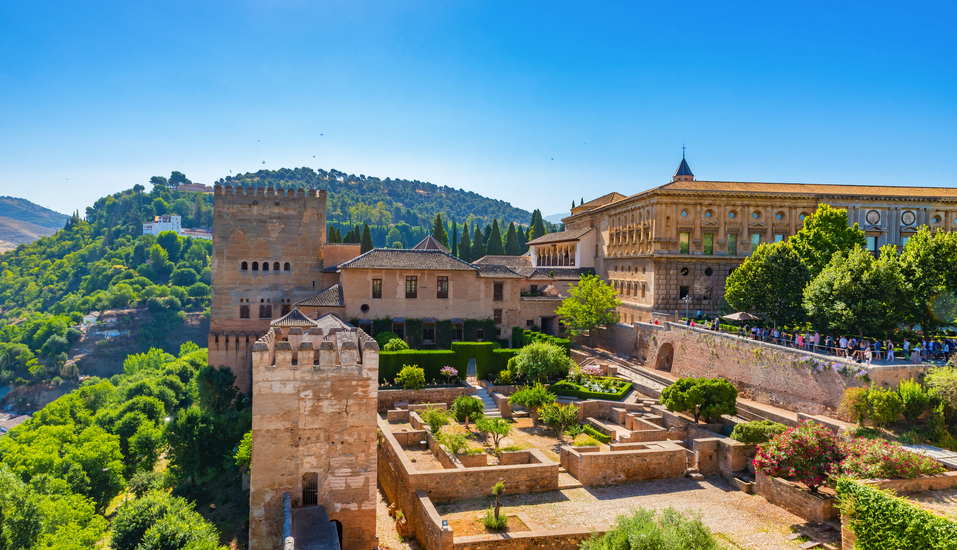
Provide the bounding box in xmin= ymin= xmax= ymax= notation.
xmin=466 ymin=380 xmax=502 ymax=418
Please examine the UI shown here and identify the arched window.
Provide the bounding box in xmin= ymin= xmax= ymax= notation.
xmin=252 ymin=262 xmax=259 ymax=271
xmin=284 ymin=262 xmax=291 ymax=271
xmin=273 ymin=262 xmax=280 ymax=271
xmin=241 ymin=261 xmax=248 ymax=271
xmin=262 ymin=262 xmax=269 ymax=272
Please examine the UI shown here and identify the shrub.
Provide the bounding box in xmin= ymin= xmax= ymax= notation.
xmin=421 ymin=406 xmax=449 ymax=434
xmin=507 ymin=382 xmax=555 ymax=420
xmin=898 ymin=378 xmax=931 ymax=424
xmin=383 ymin=338 xmax=410 ymax=352
xmin=539 ymin=402 xmax=579 ymax=442
xmin=927 ymin=366 xmax=957 ymax=423
xmin=583 ymin=425 xmax=611 ymax=444
xmin=868 ymin=388 xmax=904 ymax=428
xmin=581 ymin=507 xmax=722 ymax=550
xmin=511 ymin=341 xmax=573 ymax=382
xmin=840 ymin=437 xmax=945 ymax=480
xmin=438 ymin=423 xmax=468 ymax=455
xmin=549 ymin=377 xmax=632 ymax=401
xmin=396 ymin=365 xmax=425 ymax=390
xmin=483 ymin=482 xmax=507 ymax=531
xmin=475 ymin=417 xmax=512 ymax=449
xmin=729 ymin=420 xmax=787 ymax=444
xmin=840 ymin=387 xmax=871 ymax=426
xmin=660 ymin=377 xmax=737 ymax=423
xmin=494 ymin=369 xmax=513 ymax=385
xmin=374 ymin=331 xmax=401 ymax=348
xmin=572 ymin=433 xmax=601 ymax=447
xmin=753 ymin=420 xmax=842 ymax=493
xmin=452 ymin=395 xmax=484 ymax=428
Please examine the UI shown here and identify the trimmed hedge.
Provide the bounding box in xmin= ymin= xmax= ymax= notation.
xmin=378 ymin=350 xmax=457 ymax=383
xmin=489 ymin=349 xmax=518 ymax=381
xmin=583 ymin=425 xmax=612 ymax=444
xmin=550 ymin=378 xmax=632 ymax=401
xmin=511 ymin=326 xmax=525 ymax=347
xmin=836 ymin=477 xmax=957 ymax=549
xmin=522 ymin=330 xmax=570 ymax=356
xmin=450 ymin=342 xmax=497 ymax=378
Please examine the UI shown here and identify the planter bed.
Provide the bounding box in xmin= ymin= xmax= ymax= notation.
xmin=754 ymin=470 xmax=836 ymax=522
xmin=549 ymin=377 xmax=631 ymax=401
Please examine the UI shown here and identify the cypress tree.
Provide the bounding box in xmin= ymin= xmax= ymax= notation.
xmin=458 ymin=221 xmax=472 ymax=262
xmin=360 ymin=223 xmax=373 ymax=253
xmin=484 ymin=224 xmax=492 ymax=247
xmin=451 ymin=221 xmax=458 ymax=257
xmin=504 ymin=222 xmax=520 ymax=255
xmin=530 ymin=209 xmax=547 ymax=241
xmin=472 ymin=223 xmax=486 ymax=260
xmin=432 ymin=213 xmax=450 ymax=248
xmin=518 ymin=225 xmax=528 ymax=254
xmin=572 ymin=200 xmax=576 ymax=209
xmin=487 ymin=220 xmax=505 ymax=255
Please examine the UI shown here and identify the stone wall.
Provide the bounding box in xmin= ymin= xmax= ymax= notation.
xmin=453 ymin=526 xmax=609 ymax=550
xmin=560 ymin=443 xmax=686 ymax=486
xmin=754 ymin=471 xmax=836 ymax=522
xmin=379 ymin=386 xmax=477 ymax=413
xmin=864 ymin=470 xmax=957 ymax=493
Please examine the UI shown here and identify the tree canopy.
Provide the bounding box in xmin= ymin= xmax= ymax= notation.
xmin=555 ymin=274 xmax=621 ymax=345
xmin=724 ymin=242 xmax=810 ymax=327
xmin=788 ymin=204 xmax=866 ymax=277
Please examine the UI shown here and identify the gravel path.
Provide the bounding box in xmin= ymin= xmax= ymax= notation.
xmin=435 ymin=476 xmax=807 ymax=550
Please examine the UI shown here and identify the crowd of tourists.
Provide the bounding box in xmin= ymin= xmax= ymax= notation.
xmin=684 ymin=316 xmax=954 ymax=365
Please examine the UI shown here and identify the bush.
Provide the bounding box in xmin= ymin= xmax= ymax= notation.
xmin=475 ymin=417 xmax=512 ymax=449
xmin=753 ymin=420 xmax=842 ymax=493
xmin=840 ymin=437 xmax=945 ymax=479
xmin=840 ymin=387 xmax=871 ymax=426
xmin=494 ymin=369 xmax=513 ymax=385
xmin=383 ymin=338 xmax=410 ymax=351
xmin=583 ymin=425 xmax=611 ymax=444
xmin=729 ymin=420 xmax=787 ymax=444
xmin=898 ymin=378 xmax=931 ymax=424
xmin=539 ymin=402 xmax=579 ymax=442
xmin=452 ymin=395 xmax=484 ymax=428
xmin=438 ymin=423 xmax=469 ymax=455
xmin=507 ymin=382 xmax=555 ymax=418
xmin=396 ymin=365 xmax=425 ymax=390
xmin=660 ymin=377 xmax=737 ymax=423
xmin=511 ymin=341 xmax=573 ymax=383
xmin=572 ymin=433 xmax=601 ymax=447
xmin=868 ymin=388 xmax=904 ymax=428
xmin=837 ymin=478 xmax=957 ymax=549
xmin=374 ymin=331 xmax=401 ymax=348
xmin=927 ymin=367 xmax=957 ymax=423
xmin=581 ymin=507 xmax=722 ymax=550
xmin=482 ymin=506 xmax=509 ymax=531
xmin=421 ymin=406 xmax=449 ymax=434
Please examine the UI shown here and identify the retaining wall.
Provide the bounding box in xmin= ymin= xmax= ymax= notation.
xmin=379 ymin=386 xmax=477 ymax=412
xmin=754 ymin=471 xmax=836 ymax=522
xmin=560 ymin=443 xmax=686 ymax=486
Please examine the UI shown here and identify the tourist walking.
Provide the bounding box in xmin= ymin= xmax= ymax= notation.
xmin=886 ymin=339 xmax=895 ymax=362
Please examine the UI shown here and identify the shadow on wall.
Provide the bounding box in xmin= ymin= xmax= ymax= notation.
xmin=654 ymin=343 xmax=674 ymax=372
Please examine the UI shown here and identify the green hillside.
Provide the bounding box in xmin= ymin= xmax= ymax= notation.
xmin=0 ymin=196 xmax=68 ymax=229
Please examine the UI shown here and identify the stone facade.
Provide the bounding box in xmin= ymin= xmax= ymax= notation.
xmin=248 ymin=326 xmax=379 ymax=550
xmin=565 ymin=158 xmax=957 ymax=318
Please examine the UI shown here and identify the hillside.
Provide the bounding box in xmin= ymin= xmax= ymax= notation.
xmin=0 ymin=196 xmax=69 ymax=251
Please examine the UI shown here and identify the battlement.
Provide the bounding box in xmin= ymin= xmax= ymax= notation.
xmin=250 ymin=326 xmax=379 ymax=376
xmin=214 ymin=184 xmax=327 ymax=201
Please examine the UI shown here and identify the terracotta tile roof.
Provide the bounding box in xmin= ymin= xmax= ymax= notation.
xmin=310 ymin=313 xmax=354 ymax=331
xmin=294 ymin=283 xmax=345 ymax=308
xmin=270 ymin=308 xmax=320 ymax=327
xmin=579 ymin=192 xmax=627 ymax=209
xmin=661 ymin=180 xmax=957 ymax=198
xmin=340 ymin=249 xmax=477 ymax=271
xmin=472 ymin=255 xmax=532 ymax=269
xmin=476 ymin=264 xmax=524 ymax=278
xmin=525 ymin=267 xmax=594 ymax=280
xmin=411 ymin=235 xmax=450 ymax=254
xmin=526 ymin=227 xmax=594 ymax=246
xmin=520 ymin=296 xmax=563 ymax=302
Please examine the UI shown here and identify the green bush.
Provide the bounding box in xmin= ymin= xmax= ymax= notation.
xmin=868 ymin=388 xmax=904 ymax=428
xmin=897 ymin=378 xmax=931 ymax=424
xmin=840 ymin=387 xmax=871 ymax=426
xmin=511 ymin=341 xmax=573 ymax=382
xmin=572 ymin=433 xmax=601 ymax=447
xmin=374 ymin=331 xmax=401 ymax=349
xmin=522 ymin=330 xmax=570 ymax=356
xmin=452 ymin=395 xmax=485 ymax=428
xmin=482 ymin=506 xmax=509 ymax=531
xmin=837 ymin=477 xmax=957 ymax=549
xmin=549 ymin=378 xmax=632 ymax=401
xmin=494 ymin=369 xmax=513 ymax=385
xmin=396 ymin=365 xmax=425 ymax=390
xmin=421 ymin=407 xmax=450 ymax=434
xmin=729 ymin=420 xmax=787 ymax=444
xmin=489 ymin=348 xmax=518 ymax=381
xmin=661 ymin=377 xmax=737 ymax=423
xmin=383 ymin=338 xmax=410 ymax=351
xmin=379 ymin=350 xmax=457 ymax=383
xmin=507 ymin=382 xmax=555 ymax=417
xmin=581 ymin=507 xmax=722 ymax=550
xmin=583 ymin=425 xmax=611 ymax=444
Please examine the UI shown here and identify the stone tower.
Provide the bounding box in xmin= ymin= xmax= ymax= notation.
xmin=247 ymin=321 xmax=379 ymax=550
xmin=208 ymin=184 xmax=328 ymax=394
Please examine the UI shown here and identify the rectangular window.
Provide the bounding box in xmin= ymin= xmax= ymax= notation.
xmin=902 ymin=236 xmax=910 ymax=249
xmin=530 ymin=285 xmax=538 ymax=295
xmin=453 ymin=324 xmax=464 ymax=341
xmin=751 ymin=233 xmax=761 ymax=248
xmin=493 ymin=282 xmax=503 ymax=301
xmin=372 ymin=279 xmax=382 ymax=299
xmin=405 ymin=276 xmax=417 ymax=299
xmin=703 ymin=233 xmax=713 ymax=255
xmin=280 ymin=304 xmax=291 ymax=316
xmin=436 ymin=276 xmax=449 ymax=299
xmin=239 ymin=305 xmax=250 ymax=319
xmin=526 ymin=319 xmax=535 ymax=327
xmin=679 ymin=286 xmax=689 ymax=299
xmin=774 ymin=234 xmax=785 ymax=243
xmin=393 ymin=324 xmax=405 ymax=339
xmin=259 ymin=304 xmax=272 ymax=319
xmin=477 ymin=328 xmax=484 ymax=341
xmin=423 ymin=324 xmax=435 ymax=344
xmin=641 ymin=284 xmax=646 ymax=298
xmin=679 ymin=232 xmax=690 ymax=254
xmin=493 ymin=309 xmax=503 ymax=323
xmin=728 ymin=233 xmax=737 ymax=255
xmin=867 ymin=236 xmax=879 ymax=251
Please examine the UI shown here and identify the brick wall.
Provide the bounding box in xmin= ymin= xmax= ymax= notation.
xmin=561 ymin=443 xmax=686 ymax=486
xmin=864 ymin=470 xmax=957 ymax=493
xmin=754 ymin=471 xmax=836 ymax=522
xmin=453 ymin=526 xmax=610 ymax=550
xmin=379 ymin=386 xmax=477 ymax=412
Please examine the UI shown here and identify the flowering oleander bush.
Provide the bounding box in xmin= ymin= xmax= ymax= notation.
xmin=581 ymin=364 xmax=602 ymax=377
xmin=440 ymin=366 xmax=458 ymax=382
xmin=753 ymin=420 xmax=842 ymax=493
xmin=840 ymin=437 xmax=945 ymax=480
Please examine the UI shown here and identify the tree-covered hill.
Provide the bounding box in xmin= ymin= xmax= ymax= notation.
xmin=0 ymin=197 xmax=69 ymax=252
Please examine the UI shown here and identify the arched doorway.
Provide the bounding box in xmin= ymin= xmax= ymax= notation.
xmin=302 ymin=473 xmax=318 ymax=506
xmin=331 ymin=520 xmax=343 ymax=547
xmin=654 ymin=343 xmax=674 ymax=373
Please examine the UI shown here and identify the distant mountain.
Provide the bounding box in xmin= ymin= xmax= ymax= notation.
xmin=0 ymin=197 xmax=68 ymax=252
xmin=544 ymin=211 xmax=570 ymax=224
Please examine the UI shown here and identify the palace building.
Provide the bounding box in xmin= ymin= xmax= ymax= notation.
xmin=562 ymin=156 xmax=957 ymax=323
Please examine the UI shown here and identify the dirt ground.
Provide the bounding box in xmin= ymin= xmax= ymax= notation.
xmin=905 ymin=487 xmax=957 ymax=520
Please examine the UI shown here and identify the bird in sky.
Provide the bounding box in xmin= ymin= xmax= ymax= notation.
xmin=262 ymin=161 xmax=265 ymax=164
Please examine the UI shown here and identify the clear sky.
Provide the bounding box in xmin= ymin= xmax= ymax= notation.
xmin=1 ymin=1 xmax=954 ymax=217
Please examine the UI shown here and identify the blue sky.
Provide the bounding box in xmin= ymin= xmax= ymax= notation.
xmin=1 ymin=1 xmax=954 ymax=217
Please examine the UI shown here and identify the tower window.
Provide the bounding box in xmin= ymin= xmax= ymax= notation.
xmin=405 ymin=276 xmax=417 ymax=299
xmin=273 ymin=262 xmax=280 ymax=271
xmin=241 ymin=261 xmax=248 ymax=271
xmin=262 ymin=262 xmax=269 ymax=272
xmin=284 ymin=262 xmax=291 ymax=271
xmin=252 ymin=262 xmax=259 ymax=271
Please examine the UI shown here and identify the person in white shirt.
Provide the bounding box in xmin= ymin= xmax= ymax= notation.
xmin=839 ymin=337 xmax=848 ymax=358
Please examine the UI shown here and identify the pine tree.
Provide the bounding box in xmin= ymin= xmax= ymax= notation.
xmin=472 ymin=224 xmax=487 ymax=260
xmin=458 ymin=221 xmax=472 ymax=262
xmin=518 ymin=225 xmax=528 ymax=254
xmin=530 ymin=209 xmax=547 ymax=241
xmin=335 ymin=227 xmax=342 ymax=242
xmin=484 ymin=224 xmax=492 ymax=247
xmin=360 ymin=223 xmax=373 ymax=253
xmin=572 ymin=200 xmax=576 ymax=210
xmin=432 ymin=213 xmax=450 ymax=248
xmin=487 ymin=220 xmax=505 ymax=255
xmin=504 ymin=222 xmax=521 ymax=255
xmin=580 ymin=198 xmax=584 ymax=205
xmin=451 ymin=221 xmax=458 ymax=257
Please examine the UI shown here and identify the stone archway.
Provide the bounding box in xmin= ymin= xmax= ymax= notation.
xmin=654 ymin=343 xmax=674 ymax=373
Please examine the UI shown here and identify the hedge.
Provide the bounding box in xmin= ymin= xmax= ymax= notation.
xmin=489 ymin=349 xmax=518 ymax=381
xmin=836 ymin=477 xmax=957 ymax=549
xmin=583 ymin=425 xmax=612 ymax=444
xmin=522 ymin=330 xmax=570 ymax=356
xmin=378 ymin=350 xmax=457 ymax=384
xmin=450 ymin=342 xmax=496 ymax=378
xmin=511 ymin=327 xmax=525 ymax=347
xmin=550 ymin=378 xmax=632 ymax=401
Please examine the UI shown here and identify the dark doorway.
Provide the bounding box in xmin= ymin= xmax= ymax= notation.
xmin=655 ymin=343 xmax=675 ymax=373
xmin=302 ymin=473 xmax=318 ymax=506
xmin=541 ymin=317 xmax=558 ymax=336
xmin=331 ymin=520 xmax=343 ymax=547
